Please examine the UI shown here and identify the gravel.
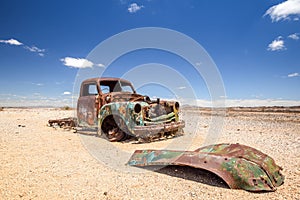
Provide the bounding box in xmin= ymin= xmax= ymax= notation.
xmin=0 ymin=107 xmax=299 ymax=199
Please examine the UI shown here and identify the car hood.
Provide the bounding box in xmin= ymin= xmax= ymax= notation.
xmin=104 ymin=92 xmax=148 ymax=102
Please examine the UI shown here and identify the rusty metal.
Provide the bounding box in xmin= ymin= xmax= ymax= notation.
xmin=133 ymin=121 xmax=185 ymax=142
xmin=76 ymin=77 xmax=185 ymax=142
xmin=127 ymin=143 xmax=284 ymax=192
xmin=48 ymin=117 xmax=77 ymax=129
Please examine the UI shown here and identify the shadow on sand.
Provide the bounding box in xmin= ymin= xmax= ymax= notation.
xmin=140 ymin=165 xmax=230 ymax=189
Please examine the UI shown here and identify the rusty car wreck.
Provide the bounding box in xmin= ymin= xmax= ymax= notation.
xmin=127 ymin=143 xmax=284 ymax=191
xmin=48 ymin=77 xmax=285 ymax=192
xmin=76 ymin=77 xmax=185 ymax=142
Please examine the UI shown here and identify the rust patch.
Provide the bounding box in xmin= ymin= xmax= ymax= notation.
xmin=48 ymin=117 xmax=77 ymax=130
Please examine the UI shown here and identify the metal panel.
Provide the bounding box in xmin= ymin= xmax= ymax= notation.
xmin=127 ymin=143 xmax=284 ymax=191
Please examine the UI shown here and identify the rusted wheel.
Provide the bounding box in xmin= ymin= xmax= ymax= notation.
xmin=107 ymin=127 xmax=126 ymax=142
xmin=101 ymin=115 xmax=128 ymax=142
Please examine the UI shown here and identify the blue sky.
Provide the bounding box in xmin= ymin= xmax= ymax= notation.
xmin=0 ymin=0 xmax=300 ymax=107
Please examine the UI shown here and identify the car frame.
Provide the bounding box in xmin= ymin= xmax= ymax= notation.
xmin=77 ymin=77 xmax=185 ymax=142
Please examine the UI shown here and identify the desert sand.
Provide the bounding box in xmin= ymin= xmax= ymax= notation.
xmin=0 ymin=107 xmax=299 ymax=199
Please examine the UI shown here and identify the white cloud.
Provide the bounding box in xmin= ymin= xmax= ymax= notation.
xmin=32 ymin=83 xmax=44 ymax=86
xmin=181 ymin=98 xmax=300 ymax=107
xmin=176 ymin=94 xmax=299 ymax=108
xmin=195 ymin=62 xmax=202 ymax=66
xmin=0 ymin=38 xmax=45 ymax=56
xmin=128 ymin=3 xmax=144 ymax=13
xmin=61 ymin=57 xmax=105 ymax=68
xmin=288 ymin=72 xmax=299 ymax=77
xmin=0 ymin=38 xmax=23 ymax=46
xmin=63 ymin=91 xmax=72 ymax=95
xmin=177 ymin=86 xmax=186 ymax=90
xmin=24 ymin=46 xmax=45 ymax=56
xmin=267 ymin=37 xmax=286 ymax=51
xmin=223 ymin=99 xmax=300 ymax=107
xmin=97 ymin=63 xmax=105 ymax=67
xmin=264 ymin=0 xmax=300 ymax=22
xmin=288 ymin=33 xmax=299 ymax=40
xmin=61 ymin=57 xmax=94 ymax=68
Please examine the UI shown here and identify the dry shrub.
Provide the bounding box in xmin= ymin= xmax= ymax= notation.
xmin=61 ymin=106 xmax=71 ymax=110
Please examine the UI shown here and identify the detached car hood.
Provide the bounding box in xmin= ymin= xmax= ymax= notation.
xmin=127 ymin=143 xmax=284 ymax=192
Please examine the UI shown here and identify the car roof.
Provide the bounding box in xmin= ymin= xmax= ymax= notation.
xmin=82 ymin=77 xmax=132 ymax=85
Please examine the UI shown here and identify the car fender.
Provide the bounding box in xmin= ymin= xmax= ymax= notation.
xmin=127 ymin=143 xmax=284 ymax=191
xmin=98 ymin=102 xmax=140 ymax=133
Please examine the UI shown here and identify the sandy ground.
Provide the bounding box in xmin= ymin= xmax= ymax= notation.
xmin=0 ymin=107 xmax=299 ymax=200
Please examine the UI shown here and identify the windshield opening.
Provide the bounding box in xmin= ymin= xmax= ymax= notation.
xmin=100 ymin=80 xmax=135 ymax=94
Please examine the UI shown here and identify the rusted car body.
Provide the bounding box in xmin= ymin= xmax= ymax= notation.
xmin=127 ymin=143 xmax=284 ymax=191
xmin=48 ymin=117 xmax=77 ymax=129
xmin=77 ymin=77 xmax=185 ymax=141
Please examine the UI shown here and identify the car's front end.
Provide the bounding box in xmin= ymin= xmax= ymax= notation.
xmin=129 ymin=100 xmax=185 ymax=140
xmin=99 ymin=97 xmax=185 ymax=142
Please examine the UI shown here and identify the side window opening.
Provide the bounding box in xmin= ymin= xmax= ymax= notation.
xmin=82 ymin=83 xmax=98 ymax=96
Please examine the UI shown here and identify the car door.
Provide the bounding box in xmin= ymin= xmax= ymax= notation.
xmin=77 ymin=81 xmax=99 ymax=127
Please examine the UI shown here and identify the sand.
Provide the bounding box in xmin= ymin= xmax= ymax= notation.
xmin=0 ymin=107 xmax=299 ymax=199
